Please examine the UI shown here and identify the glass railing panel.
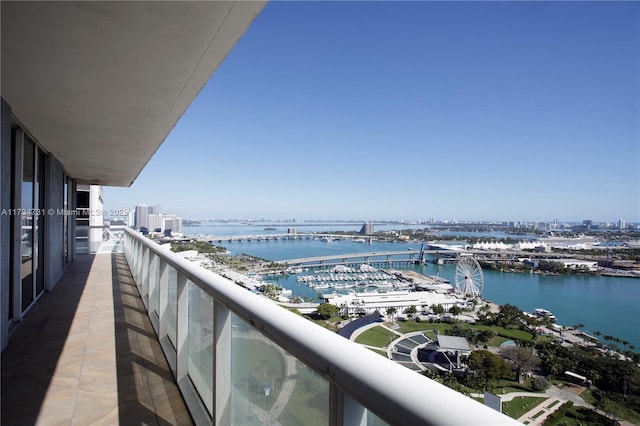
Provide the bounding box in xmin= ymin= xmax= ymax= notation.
xmin=141 ymin=247 xmax=149 ymax=306
xmin=149 ymin=253 xmax=159 ymax=320
xmin=165 ymin=267 xmax=178 ymax=349
xmin=187 ymin=281 xmax=213 ymax=415
xmin=230 ymin=314 xmax=329 ymax=426
xmin=343 ymin=394 xmax=390 ymax=426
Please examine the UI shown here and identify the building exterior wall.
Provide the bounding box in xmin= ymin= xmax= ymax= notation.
xmin=1 ymin=98 xmax=12 ymax=351
xmin=45 ymin=155 xmax=65 ymax=291
xmin=172 ymin=217 xmax=182 ymax=234
xmin=1 ymin=97 xmax=77 ymax=351
xmin=148 ymin=213 xmax=163 ymax=232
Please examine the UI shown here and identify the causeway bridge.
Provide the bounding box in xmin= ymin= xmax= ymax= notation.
xmin=280 ymin=250 xmax=439 ymax=268
xmin=278 ymin=248 xmax=579 ymax=269
xmin=197 ymin=233 xmax=369 ymax=243
xmin=191 ymin=235 xmax=581 ymax=267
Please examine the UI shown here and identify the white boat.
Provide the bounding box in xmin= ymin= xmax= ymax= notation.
xmin=534 ymin=308 xmax=556 ymax=321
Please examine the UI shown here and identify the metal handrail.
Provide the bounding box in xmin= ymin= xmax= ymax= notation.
xmin=124 ymin=227 xmax=518 ymax=425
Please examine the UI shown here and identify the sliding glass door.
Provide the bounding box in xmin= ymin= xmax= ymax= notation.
xmin=12 ymin=128 xmax=46 ymax=317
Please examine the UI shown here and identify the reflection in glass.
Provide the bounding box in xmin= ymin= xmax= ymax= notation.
xmin=165 ymin=268 xmax=177 ymax=348
xmin=35 ymin=150 xmax=45 ymax=294
xmin=231 ymin=314 xmax=329 ymax=425
xmin=149 ymin=254 xmax=159 ymax=319
xmin=188 ymin=282 xmax=213 ymax=414
xmin=64 ymin=177 xmax=68 ymax=263
xmin=21 ymin=139 xmax=34 ymax=311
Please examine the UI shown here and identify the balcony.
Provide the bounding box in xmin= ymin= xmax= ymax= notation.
xmin=1 ymin=250 xmax=191 ymax=424
xmin=2 ymin=229 xmax=518 ymax=425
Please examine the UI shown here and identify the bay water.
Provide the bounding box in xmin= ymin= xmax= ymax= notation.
xmin=184 ymin=224 xmax=640 ymax=349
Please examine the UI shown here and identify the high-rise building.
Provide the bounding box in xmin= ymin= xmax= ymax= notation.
xmin=359 ymin=221 xmax=374 ymax=235
xmin=619 ymin=219 xmax=626 ymax=230
xmin=163 ymin=216 xmax=182 ymax=234
xmin=148 ymin=212 xmax=164 ymax=232
xmin=147 ymin=212 xmax=182 ymax=235
xmin=126 ymin=209 xmax=135 ymax=228
xmin=135 ymin=204 xmax=154 ymax=231
xmin=534 ymin=222 xmax=547 ymax=231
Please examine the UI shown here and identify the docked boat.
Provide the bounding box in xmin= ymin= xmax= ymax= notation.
xmin=534 ymin=308 xmax=556 ymax=321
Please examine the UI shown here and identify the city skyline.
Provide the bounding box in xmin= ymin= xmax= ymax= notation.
xmin=114 ymin=206 xmax=636 ymax=228
xmin=104 ymin=1 xmax=639 ymax=223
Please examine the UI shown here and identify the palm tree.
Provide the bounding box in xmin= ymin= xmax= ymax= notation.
xmin=386 ymin=307 xmax=397 ymax=346
xmin=386 ymin=307 xmax=397 ymax=326
xmin=386 ymin=306 xmax=397 ymax=323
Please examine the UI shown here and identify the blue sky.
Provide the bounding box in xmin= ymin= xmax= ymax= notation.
xmin=105 ymin=1 xmax=639 ymax=222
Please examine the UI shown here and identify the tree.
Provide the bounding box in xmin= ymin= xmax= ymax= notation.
xmin=495 ymin=304 xmax=523 ymax=328
xmin=468 ymin=350 xmax=510 ymax=389
xmin=448 ymin=305 xmax=462 ymax=317
xmin=316 ymin=303 xmax=339 ymax=319
xmin=477 ymin=304 xmax=492 ymax=322
xmin=260 ymin=284 xmax=281 ymax=300
xmin=405 ymin=305 xmax=417 ymax=320
xmin=431 ymin=304 xmax=445 ymax=315
xmin=500 ymin=345 xmax=540 ymax=383
xmin=531 ymin=376 xmax=549 ymax=391
xmin=477 ymin=329 xmax=497 ymax=343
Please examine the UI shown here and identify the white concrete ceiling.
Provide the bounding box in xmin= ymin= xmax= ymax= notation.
xmin=2 ymin=1 xmax=266 ymax=186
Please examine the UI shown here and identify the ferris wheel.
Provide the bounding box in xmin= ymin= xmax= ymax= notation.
xmin=454 ymin=256 xmax=484 ymax=299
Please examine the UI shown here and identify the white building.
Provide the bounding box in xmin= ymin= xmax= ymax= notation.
xmin=149 ymin=213 xmax=182 ymax=234
xmin=148 ymin=213 xmax=164 ymax=232
xmin=554 ymin=259 xmax=598 ymax=272
xmin=323 ymin=290 xmax=468 ymax=316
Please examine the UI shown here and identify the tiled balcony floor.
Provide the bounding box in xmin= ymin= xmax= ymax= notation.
xmin=1 ymin=253 xmax=193 ymax=425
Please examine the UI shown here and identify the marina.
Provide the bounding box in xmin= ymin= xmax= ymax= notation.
xmin=297 ymin=264 xmax=412 ymax=290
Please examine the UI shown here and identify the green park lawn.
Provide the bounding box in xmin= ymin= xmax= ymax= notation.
xmin=354 ymin=326 xmax=397 ymax=347
xmin=393 ymin=320 xmax=537 ymax=345
xmin=502 ymin=396 xmax=547 ymax=419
